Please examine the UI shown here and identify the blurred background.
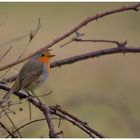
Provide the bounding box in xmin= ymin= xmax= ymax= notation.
xmin=0 ymin=2 xmax=140 ymax=138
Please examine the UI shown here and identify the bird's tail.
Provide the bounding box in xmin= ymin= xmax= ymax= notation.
xmin=0 ymin=88 xmax=15 ymax=106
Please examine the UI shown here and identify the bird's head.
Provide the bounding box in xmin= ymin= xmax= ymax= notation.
xmin=33 ymin=50 xmax=55 ymax=66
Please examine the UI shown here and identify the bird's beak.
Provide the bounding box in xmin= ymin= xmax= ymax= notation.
xmin=49 ymin=54 xmax=55 ymax=57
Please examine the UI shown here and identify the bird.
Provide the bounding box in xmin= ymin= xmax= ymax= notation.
xmin=0 ymin=50 xmax=55 ymax=105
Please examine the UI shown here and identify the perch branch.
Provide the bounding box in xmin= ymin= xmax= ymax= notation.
xmin=0 ymin=84 xmax=105 ymax=138
xmin=0 ymin=3 xmax=140 ymax=72
xmin=2 ymin=45 xmax=140 ymax=83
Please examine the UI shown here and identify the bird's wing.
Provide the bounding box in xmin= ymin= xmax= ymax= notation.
xmin=17 ymin=58 xmax=44 ymax=88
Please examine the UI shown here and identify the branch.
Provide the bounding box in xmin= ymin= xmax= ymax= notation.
xmin=0 ymin=3 xmax=140 ymax=72
xmin=0 ymin=84 xmax=105 ymax=138
xmin=50 ymin=105 xmax=106 ymax=138
xmin=0 ymin=85 xmax=59 ymax=138
xmin=2 ymin=45 xmax=140 ymax=83
xmin=6 ymin=117 xmax=62 ymax=138
xmin=74 ymin=38 xmax=121 ymax=46
xmin=0 ymin=105 xmax=22 ymax=137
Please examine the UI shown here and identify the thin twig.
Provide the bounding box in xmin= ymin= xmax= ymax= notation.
xmin=1 ymin=100 xmax=25 ymax=108
xmin=0 ymin=84 xmax=105 ymax=138
xmin=50 ymin=106 xmax=96 ymax=138
xmin=16 ymin=18 xmax=41 ymax=61
xmin=28 ymin=102 xmax=32 ymax=120
xmin=51 ymin=106 xmax=106 ymax=138
xmin=0 ymin=122 xmax=16 ymax=138
xmin=37 ymin=90 xmax=53 ymax=98
xmin=6 ymin=118 xmax=45 ymax=138
xmin=74 ymin=38 xmax=120 ymax=46
xmin=6 ymin=117 xmax=62 ymax=138
xmin=0 ymin=18 xmax=41 ymax=80
xmin=0 ymin=3 xmax=139 ymax=72
xmin=60 ymin=31 xmax=85 ymax=48
xmin=0 ymin=18 xmax=41 ymax=48
xmin=1 ymin=105 xmax=22 ymax=138
xmin=0 ymin=46 xmax=13 ymax=62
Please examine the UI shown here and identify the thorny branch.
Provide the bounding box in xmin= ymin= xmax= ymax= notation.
xmin=2 ymin=43 xmax=140 ymax=83
xmin=0 ymin=84 xmax=105 ymax=138
xmin=74 ymin=38 xmax=121 ymax=46
xmin=50 ymin=105 xmax=106 ymax=138
xmin=0 ymin=3 xmax=140 ymax=72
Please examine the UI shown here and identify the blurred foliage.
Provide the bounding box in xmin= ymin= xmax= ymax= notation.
xmin=0 ymin=2 xmax=140 ymax=138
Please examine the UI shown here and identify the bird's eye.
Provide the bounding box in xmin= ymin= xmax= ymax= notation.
xmin=41 ymin=53 xmax=45 ymax=57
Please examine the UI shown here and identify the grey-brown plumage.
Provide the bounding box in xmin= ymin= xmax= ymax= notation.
xmin=0 ymin=50 xmax=54 ymax=105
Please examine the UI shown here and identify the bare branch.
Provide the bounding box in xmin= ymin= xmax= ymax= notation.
xmin=51 ymin=46 xmax=140 ymax=68
xmin=0 ymin=3 xmax=139 ymax=72
xmin=2 ymin=45 xmax=140 ymax=84
xmin=1 ymin=105 xmax=22 ymax=138
xmin=6 ymin=118 xmax=46 ymax=138
xmin=0 ymin=85 xmax=59 ymax=138
xmin=0 ymin=84 xmax=105 ymax=138
xmin=0 ymin=18 xmax=41 ymax=48
xmin=74 ymin=38 xmax=121 ymax=46
xmin=50 ymin=105 xmax=106 ymax=138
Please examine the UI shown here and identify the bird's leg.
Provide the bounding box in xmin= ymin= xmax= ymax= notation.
xmin=24 ymin=90 xmax=32 ymax=120
xmin=23 ymin=90 xmax=33 ymax=101
xmin=30 ymin=90 xmax=41 ymax=103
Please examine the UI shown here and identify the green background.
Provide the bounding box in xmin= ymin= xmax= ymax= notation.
xmin=0 ymin=2 xmax=140 ymax=138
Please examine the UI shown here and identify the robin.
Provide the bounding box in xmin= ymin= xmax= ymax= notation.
xmin=0 ymin=50 xmax=55 ymax=105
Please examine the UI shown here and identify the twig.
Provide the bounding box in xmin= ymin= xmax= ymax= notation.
xmin=6 ymin=118 xmax=46 ymax=138
xmin=25 ymin=90 xmax=59 ymax=138
xmin=6 ymin=117 xmax=62 ymax=138
xmin=0 ymin=3 xmax=139 ymax=72
xmin=50 ymin=106 xmax=96 ymax=138
xmin=1 ymin=100 xmax=25 ymax=108
xmin=0 ymin=122 xmax=16 ymax=138
xmin=28 ymin=102 xmax=32 ymax=120
xmin=0 ymin=46 xmax=13 ymax=62
xmin=51 ymin=105 xmax=106 ymax=138
xmin=0 ymin=18 xmax=41 ymax=48
xmin=1 ymin=105 xmax=22 ymax=138
xmin=0 ymin=18 xmax=41 ymax=80
xmin=16 ymin=18 xmax=41 ymax=61
xmin=0 ymin=84 xmax=105 ymax=138
xmin=60 ymin=31 xmax=84 ymax=48
xmin=74 ymin=38 xmax=120 ymax=46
